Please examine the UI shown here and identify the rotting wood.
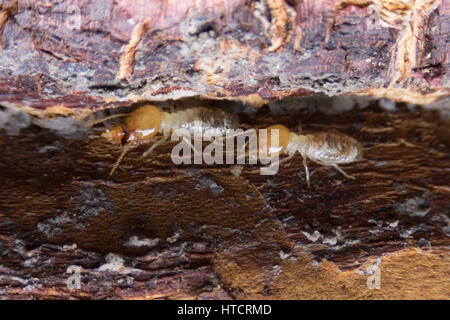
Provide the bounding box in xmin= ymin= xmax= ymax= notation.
xmin=0 ymin=0 xmax=448 ymax=301
xmin=0 ymin=0 xmax=447 ymax=118
xmin=0 ymin=100 xmax=448 ymax=299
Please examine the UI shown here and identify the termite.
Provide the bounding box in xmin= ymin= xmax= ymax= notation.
xmin=94 ymin=104 xmax=240 ymax=175
xmin=94 ymin=105 xmax=362 ymax=187
xmin=257 ymin=124 xmax=363 ymax=187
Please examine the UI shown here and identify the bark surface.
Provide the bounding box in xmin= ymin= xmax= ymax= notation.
xmin=0 ymin=0 xmax=448 ymax=117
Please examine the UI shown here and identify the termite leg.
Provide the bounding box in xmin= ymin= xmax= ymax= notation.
xmin=141 ymin=136 xmax=167 ymax=158
xmin=314 ymin=159 xmax=356 ymax=180
xmin=257 ymin=153 xmax=294 ymax=172
xmin=331 ymin=164 xmax=355 ymax=180
xmin=278 ymin=153 xmax=294 ymax=167
xmin=110 ymin=144 xmax=134 ymax=176
xmin=84 ymin=113 xmax=128 ymax=128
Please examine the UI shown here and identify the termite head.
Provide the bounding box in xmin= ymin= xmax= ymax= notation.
xmin=259 ymin=124 xmax=291 ymax=157
xmin=110 ymin=123 xmax=126 ymax=144
xmin=109 ymin=105 xmax=162 ymax=145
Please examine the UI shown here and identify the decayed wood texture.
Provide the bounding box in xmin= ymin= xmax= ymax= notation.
xmin=0 ymin=102 xmax=449 ymax=299
xmin=0 ymin=0 xmax=448 ymax=118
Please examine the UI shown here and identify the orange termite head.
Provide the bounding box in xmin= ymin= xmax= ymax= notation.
xmin=111 ymin=123 xmax=126 ymax=144
xmin=110 ymin=105 xmax=162 ymax=145
xmin=258 ymin=124 xmax=291 ymax=157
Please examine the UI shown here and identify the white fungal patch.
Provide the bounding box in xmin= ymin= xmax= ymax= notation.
xmin=357 ymin=257 xmax=382 ymax=276
xmin=97 ymin=253 xmax=139 ymax=274
xmin=167 ymin=229 xmax=183 ymax=244
xmin=194 ymin=171 xmax=224 ymax=196
xmin=279 ymin=250 xmax=291 ymax=260
xmin=322 ymin=235 xmax=338 ymax=246
xmin=302 ymin=230 xmax=321 ymax=242
xmin=389 ymin=220 xmax=399 ymax=228
xmin=32 ymin=116 xmax=88 ymax=139
xmin=38 ymin=145 xmax=59 ymax=153
xmin=399 ymin=224 xmax=434 ymax=239
xmin=422 ymin=97 xmax=450 ymax=118
xmin=378 ymin=98 xmax=397 ymax=111
xmin=0 ymin=106 xmax=31 ymax=135
xmin=123 ymin=235 xmax=160 ymax=248
xmin=394 ymin=196 xmax=431 ymax=217
xmin=301 ymin=227 xmax=361 ymax=251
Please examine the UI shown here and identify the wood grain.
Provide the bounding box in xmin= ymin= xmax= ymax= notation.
xmin=0 ymin=0 xmax=448 ymax=117
xmin=0 ymin=101 xmax=448 ymax=299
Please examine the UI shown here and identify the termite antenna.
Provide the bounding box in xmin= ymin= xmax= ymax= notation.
xmin=141 ymin=136 xmax=167 ymax=158
xmin=84 ymin=113 xmax=128 ymax=128
xmin=110 ymin=144 xmax=133 ymax=176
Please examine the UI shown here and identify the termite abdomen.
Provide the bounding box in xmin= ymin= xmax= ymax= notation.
xmin=305 ymin=131 xmax=363 ymax=165
xmin=161 ymin=107 xmax=240 ymax=136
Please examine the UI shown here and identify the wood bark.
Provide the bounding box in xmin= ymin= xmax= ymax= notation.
xmin=0 ymin=0 xmax=449 ymax=300
xmin=0 ymin=0 xmax=448 ymax=116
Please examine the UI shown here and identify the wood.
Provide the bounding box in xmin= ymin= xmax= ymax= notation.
xmin=0 ymin=102 xmax=449 ymax=299
xmin=0 ymin=0 xmax=448 ymax=300
xmin=0 ymin=0 xmax=448 ymax=117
